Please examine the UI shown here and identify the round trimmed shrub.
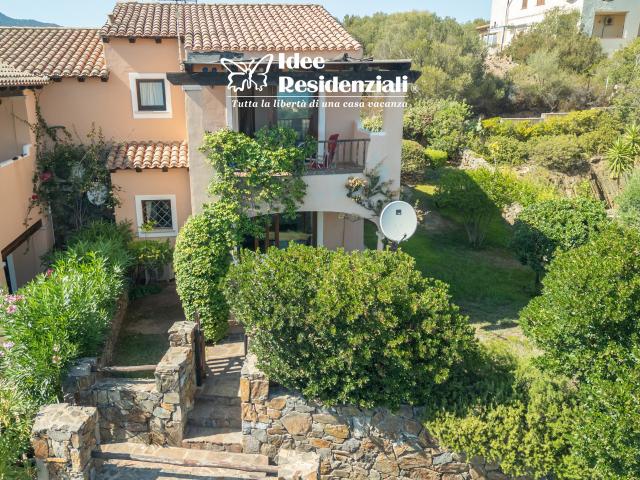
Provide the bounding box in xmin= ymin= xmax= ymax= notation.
xmin=487 ymin=135 xmax=528 ymax=165
xmin=401 ymin=139 xmax=428 ymax=181
xmin=425 ymin=148 xmax=448 ymax=168
xmin=223 ymin=244 xmax=475 ymax=408
xmin=174 ymin=202 xmax=240 ymax=341
xmin=520 ymin=226 xmax=640 ymax=377
xmin=528 ymin=135 xmax=585 ymax=173
xmin=511 ymin=197 xmax=607 ymax=281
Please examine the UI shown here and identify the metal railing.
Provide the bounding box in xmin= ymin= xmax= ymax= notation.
xmin=306 ymin=138 xmax=369 ymax=172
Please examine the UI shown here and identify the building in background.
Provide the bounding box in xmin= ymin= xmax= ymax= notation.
xmin=0 ymin=1 xmax=417 ymax=287
xmin=0 ymin=63 xmax=54 ymax=292
xmin=482 ymin=0 xmax=640 ymax=54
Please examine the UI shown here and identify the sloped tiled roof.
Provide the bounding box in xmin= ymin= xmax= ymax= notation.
xmin=0 ymin=28 xmax=108 ymax=78
xmin=107 ymin=141 xmax=189 ymax=170
xmin=101 ymin=2 xmax=362 ymax=52
xmin=0 ymin=61 xmax=49 ymax=87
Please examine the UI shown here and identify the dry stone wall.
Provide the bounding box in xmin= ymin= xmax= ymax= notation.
xmin=62 ymin=321 xmax=197 ymax=447
xmin=240 ymin=354 xmax=508 ymax=480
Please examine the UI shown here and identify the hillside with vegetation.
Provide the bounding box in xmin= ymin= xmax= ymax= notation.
xmin=0 ymin=12 xmax=57 ymax=27
xmin=351 ymin=8 xmax=640 ymax=480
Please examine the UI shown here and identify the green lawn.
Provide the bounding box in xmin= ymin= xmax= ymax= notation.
xmin=365 ymin=178 xmax=538 ymax=356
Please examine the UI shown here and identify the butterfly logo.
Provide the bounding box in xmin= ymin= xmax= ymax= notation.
xmin=221 ymin=54 xmax=274 ymax=92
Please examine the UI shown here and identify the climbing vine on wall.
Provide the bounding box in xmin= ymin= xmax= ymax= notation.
xmin=26 ymin=98 xmax=117 ymax=245
xmin=174 ymin=126 xmax=312 ymax=341
xmin=345 ymin=163 xmax=397 ymax=216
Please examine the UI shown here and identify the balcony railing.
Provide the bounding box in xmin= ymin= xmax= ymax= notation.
xmin=305 ymin=138 xmax=369 ymax=174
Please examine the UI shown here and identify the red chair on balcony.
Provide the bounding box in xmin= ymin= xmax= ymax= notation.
xmin=323 ymin=134 xmax=340 ymax=169
xmin=311 ymin=133 xmax=339 ymax=169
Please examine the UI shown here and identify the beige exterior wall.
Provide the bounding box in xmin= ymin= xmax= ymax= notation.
xmin=0 ymin=91 xmax=54 ymax=291
xmin=111 ymin=168 xmax=192 ymax=242
xmin=322 ymin=212 xmax=364 ymax=251
xmin=36 ymin=38 xmax=186 ymax=142
xmin=0 ymin=94 xmax=31 ymax=161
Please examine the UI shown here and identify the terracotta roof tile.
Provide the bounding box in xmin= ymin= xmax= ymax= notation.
xmin=0 ymin=28 xmax=108 ymax=78
xmin=107 ymin=141 xmax=189 ymax=170
xmin=0 ymin=61 xmax=49 ymax=87
xmin=102 ymin=2 xmax=361 ymax=52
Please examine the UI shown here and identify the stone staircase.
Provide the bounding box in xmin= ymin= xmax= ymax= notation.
xmin=182 ymin=324 xmax=246 ymax=453
xmin=95 ymin=442 xmax=271 ymax=479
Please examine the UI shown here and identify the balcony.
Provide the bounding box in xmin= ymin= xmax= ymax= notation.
xmin=305 ymin=138 xmax=370 ymax=175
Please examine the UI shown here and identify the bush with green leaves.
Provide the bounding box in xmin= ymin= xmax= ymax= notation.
xmin=617 ymin=169 xmax=640 ymax=229
xmin=129 ymin=239 xmax=173 ymax=284
xmin=401 ymin=139 xmax=428 ymax=181
xmin=429 ymin=358 xmax=584 ymax=480
xmin=425 ymin=148 xmax=448 ymax=168
xmin=174 ymin=127 xmax=309 ymax=341
xmin=173 ymin=202 xmax=241 ymax=341
xmin=505 ymin=9 xmax=603 ymax=75
xmin=528 ymin=134 xmax=585 ymax=173
xmin=519 ymin=227 xmax=640 ymax=479
xmin=434 ymin=168 xmax=514 ymax=247
xmin=360 ymin=115 xmax=383 ymax=132
xmin=1 ymin=253 xmax=127 ymax=403
xmin=223 ymin=244 xmax=475 ymax=408
xmin=572 ymin=349 xmax=640 ymax=480
xmin=403 ymin=99 xmax=471 ymax=157
xmin=486 ymin=135 xmax=528 ymax=165
xmin=0 ymin=381 xmax=35 ymax=479
xmin=0 ymin=221 xmax=130 ymax=474
xmin=511 ymin=197 xmax=607 ymax=282
xmin=520 ymin=226 xmax=640 ymax=378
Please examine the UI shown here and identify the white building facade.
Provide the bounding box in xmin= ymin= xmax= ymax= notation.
xmin=481 ymin=0 xmax=640 ymax=55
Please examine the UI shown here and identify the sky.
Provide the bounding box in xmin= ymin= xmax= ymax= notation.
xmin=0 ymin=0 xmax=492 ymax=28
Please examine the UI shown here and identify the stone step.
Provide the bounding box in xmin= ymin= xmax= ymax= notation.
xmin=182 ymin=426 xmax=244 ymax=452
xmin=95 ymin=442 xmax=270 ymax=479
xmin=197 ymin=374 xmax=243 ymax=399
xmin=188 ymin=402 xmax=242 ymax=429
xmin=195 ymin=392 xmax=242 ymax=406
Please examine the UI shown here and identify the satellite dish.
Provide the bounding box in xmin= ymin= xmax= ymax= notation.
xmin=379 ymin=201 xmax=418 ymax=246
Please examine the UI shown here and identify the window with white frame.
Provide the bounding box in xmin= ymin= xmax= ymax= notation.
xmin=135 ymin=195 xmax=177 ymax=237
xmin=129 ymin=73 xmax=172 ymax=119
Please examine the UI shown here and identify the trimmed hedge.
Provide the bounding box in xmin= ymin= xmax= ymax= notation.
xmin=173 ymin=202 xmax=241 ymax=341
xmin=223 ymin=244 xmax=475 ymax=408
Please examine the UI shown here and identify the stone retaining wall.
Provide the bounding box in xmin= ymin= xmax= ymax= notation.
xmin=240 ymin=354 xmax=508 ymax=480
xmin=31 ymin=403 xmax=99 ymax=480
xmin=63 ymin=321 xmax=197 ymax=447
xmin=31 ymin=403 xmax=319 ymax=480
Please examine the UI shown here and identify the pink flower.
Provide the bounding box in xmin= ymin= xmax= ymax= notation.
xmin=39 ymin=171 xmax=53 ymax=182
xmin=45 ymin=269 xmax=53 ymax=277
xmin=31 ymin=194 xmax=38 ymax=201
xmin=5 ymin=305 xmax=17 ymax=314
xmin=2 ymin=342 xmax=14 ymax=350
xmin=6 ymin=294 xmax=24 ymax=304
